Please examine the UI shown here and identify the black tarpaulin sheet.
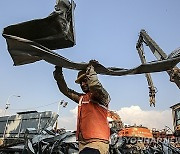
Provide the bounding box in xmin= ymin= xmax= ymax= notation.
xmin=3 ymin=34 xmax=180 ymax=76
xmin=2 ymin=0 xmax=76 ymax=50
xmin=2 ymin=0 xmax=180 ymax=76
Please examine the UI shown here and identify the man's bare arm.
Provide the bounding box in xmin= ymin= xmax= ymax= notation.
xmin=53 ymin=66 xmax=81 ymax=103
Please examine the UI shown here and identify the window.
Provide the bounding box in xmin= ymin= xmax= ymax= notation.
xmin=175 ymin=108 xmax=180 ymax=126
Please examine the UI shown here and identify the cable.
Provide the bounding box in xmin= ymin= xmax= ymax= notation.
xmin=9 ymin=100 xmax=60 ymax=111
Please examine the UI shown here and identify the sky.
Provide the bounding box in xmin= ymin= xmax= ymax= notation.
xmin=0 ymin=0 xmax=179 ymax=131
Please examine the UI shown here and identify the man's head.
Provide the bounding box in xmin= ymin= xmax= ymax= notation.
xmin=75 ymin=70 xmax=89 ymax=93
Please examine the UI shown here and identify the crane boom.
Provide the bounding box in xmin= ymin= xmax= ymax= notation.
xmin=136 ymin=29 xmax=180 ymax=89
xmin=136 ymin=40 xmax=157 ymax=107
xmin=136 ymin=29 xmax=180 ymax=107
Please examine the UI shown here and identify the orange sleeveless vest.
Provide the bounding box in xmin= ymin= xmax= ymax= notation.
xmin=76 ymin=92 xmax=110 ymax=141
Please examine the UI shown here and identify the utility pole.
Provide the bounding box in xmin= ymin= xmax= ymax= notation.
xmin=4 ymin=95 xmax=21 ymax=116
xmin=55 ymin=100 xmax=68 ymax=131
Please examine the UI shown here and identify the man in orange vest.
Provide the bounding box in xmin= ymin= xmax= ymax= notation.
xmin=53 ymin=60 xmax=111 ymax=154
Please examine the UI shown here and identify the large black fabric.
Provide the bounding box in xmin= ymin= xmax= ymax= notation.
xmin=2 ymin=34 xmax=180 ymax=76
xmin=3 ymin=0 xmax=76 ymax=50
xmin=2 ymin=0 xmax=180 ymax=76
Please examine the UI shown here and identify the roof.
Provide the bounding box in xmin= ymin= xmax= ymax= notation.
xmin=170 ymin=102 xmax=180 ymax=109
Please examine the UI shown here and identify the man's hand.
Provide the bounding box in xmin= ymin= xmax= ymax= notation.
xmin=53 ymin=66 xmax=63 ymax=81
xmin=88 ymin=59 xmax=99 ymax=67
xmin=86 ymin=60 xmax=99 ymax=75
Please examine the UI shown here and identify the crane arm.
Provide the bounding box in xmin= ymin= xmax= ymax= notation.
xmin=136 ymin=29 xmax=180 ymax=89
xmin=136 ymin=36 xmax=157 ymax=107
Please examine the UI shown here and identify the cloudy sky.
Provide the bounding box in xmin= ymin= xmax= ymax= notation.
xmin=56 ymin=105 xmax=173 ymax=130
xmin=0 ymin=0 xmax=179 ymax=131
